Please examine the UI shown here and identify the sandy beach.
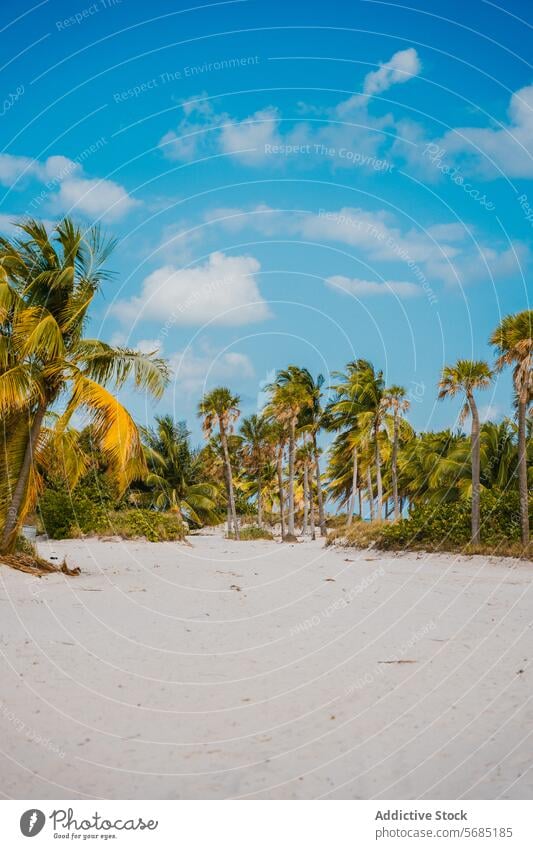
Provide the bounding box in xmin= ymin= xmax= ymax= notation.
xmin=0 ymin=533 xmax=531 ymax=800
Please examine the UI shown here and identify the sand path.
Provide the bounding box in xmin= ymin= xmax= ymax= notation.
xmin=0 ymin=534 xmax=531 ymax=799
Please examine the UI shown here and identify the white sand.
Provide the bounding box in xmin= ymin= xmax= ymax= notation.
xmin=0 ymin=532 xmax=531 ymax=800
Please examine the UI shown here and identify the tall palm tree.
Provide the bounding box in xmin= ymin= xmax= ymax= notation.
xmin=491 ymin=311 xmax=532 ymax=545
xmin=265 ymin=377 xmax=309 ymax=538
xmin=141 ymin=415 xmax=220 ymax=525
xmin=275 ymin=367 xmax=327 ymax=535
xmin=438 ymin=359 xmax=493 ymax=544
xmin=331 ymin=360 xmax=385 ymax=519
xmin=326 ymin=373 xmax=362 ymax=526
xmin=198 ymin=387 xmax=241 ymax=539
xmin=0 ymin=218 xmax=168 ymax=553
xmin=267 ymin=420 xmax=287 ymax=536
xmin=382 ymin=385 xmax=410 ymax=519
xmin=240 ymin=413 xmax=271 ymax=528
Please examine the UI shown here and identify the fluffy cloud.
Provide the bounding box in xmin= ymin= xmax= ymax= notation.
xmin=0 ymin=152 xmax=137 ymax=220
xmin=115 ymin=251 xmax=271 ymax=326
xmin=220 ymin=107 xmax=283 ymax=163
xmin=395 ymin=84 xmax=533 ymax=180
xmin=0 ymin=153 xmax=36 ymax=184
xmin=362 ymin=48 xmax=422 ymax=96
xmin=51 ymin=175 xmax=138 ymax=220
xmin=326 ymin=276 xmax=422 ymax=298
xmin=440 ymin=84 xmax=533 ymax=178
xmin=159 ymin=49 xmax=421 ymax=167
xmin=169 ymin=348 xmax=254 ymax=395
xmin=205 ymin=203 xmax=529 ymax=289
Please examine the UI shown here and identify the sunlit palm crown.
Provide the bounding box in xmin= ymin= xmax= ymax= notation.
xmin=490 ymin=310 xmax=533 ymax=400
xmin=198 ymin=387 xmax=241 ymax=435
xmin=0 ymin=219 xmax=169 ymax=518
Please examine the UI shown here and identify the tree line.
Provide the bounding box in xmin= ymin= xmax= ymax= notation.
xmin=0 ymin=218 xmax=530 ymax=558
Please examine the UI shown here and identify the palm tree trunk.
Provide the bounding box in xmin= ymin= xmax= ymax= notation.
xmin=313 ymin=434 xmax=326 ymax=535
xmin=303 ymin=459 xmax=309 ymax=535
xmin=392 ymin=412 xmax=400 ymax=520
xmin=287 ymin=419 xmax=296 ymax=536
xmin=469 ymin=393 xmax=481 ymax=544
xmin=358 ymin=488 xmax=363 ymax=518
xmin=226 ymin=506 xmax=232 ymax=535
xmin=220 ymin=425 xmax=239 ymax=540
xmin=277 ymin=443 xmax=285 ymax=537
xmin=309 ymin=478 xmax=316 ymax=540
xmin=374 ymin=427 xmax=383 ymax=521
xmin=347 ymin=445 xmax=358 ymax=527
xmin=1 ymin=403 xmax=47 ymax=553
xmin=517 ymin=395 xmax=530 ymax=545
xmin=366 ymin=466 xmax=375 ymax=521
xmin=257 ymin=472 xmax=263 ymax=528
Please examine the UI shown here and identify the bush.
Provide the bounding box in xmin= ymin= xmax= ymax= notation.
xmin=328 ymin=491 xmax=532 ymax=557
xmin=228 ymin=525 xmax=274 ymax=541
xmin=109 ymin=509 xmax=185 ymax=542
xmin=378 ymin=491 xmax=529 ymax=551
xmin=326 ymin=521 xmax=384 ymax=548
xmin=37 ymin=487 xmax=109 ymax=538
xmin=37 ymin=485 xmax=185 ymax=542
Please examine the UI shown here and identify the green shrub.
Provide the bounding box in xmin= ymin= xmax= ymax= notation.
xmin=327 ymin=491 xmax=531 ymax=557
xmin=109 ymin=509 xmax=185 ymax=542
xmin=228 ymin=525 xmax=274 ymax=541
xmin=37 ymin=487 xmax=109 ymax=538
xmin=326 ymin=521 xmax=384 ymax=548
xmin=378 ymin=491 xmax=529 ymax=551
xmin=38 ymin=483 xmax=185 ymax=542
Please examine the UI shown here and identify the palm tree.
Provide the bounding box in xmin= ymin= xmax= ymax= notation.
xmin=141 ymin=416 xmax=220 ymax=525
xmin=382 ymin=385 xmax=410 ymax=519
xmin=326 ymin=374 xmax=361 ymax=526
xmin=438 ymin=359 xmax=493 ymax=544
xmin=0 ymin=218 xmax=168 ymax=553
xmin=491 ymin=311 xmax=532 ymax=546
xmin=198 ymin=387 xmax=241 ymax=539
xmin=274 ymin=367 xmax=327 ymax=535
xmin=331 ymin=360 xmax=385 ymax=519
xmin=240 ymin=413 xmax=271 ymax=527
xmin=267 ymin=420 xmax=287 ymax=536
xmin=265 ymin=377 xmax=309 ymax=538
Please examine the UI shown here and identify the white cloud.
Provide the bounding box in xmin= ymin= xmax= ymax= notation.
xmin=115 ymin=251 xmax=271 ymax=326
xmin=440 ymin=84 xmax=533 ymax=178
xmin=169 ymin=347 xmax=254 ymax=395
xmin=205 ymin=203 xmax=529 ymax=289
xmin=220 ymin=107 xmax=282 ymax=162
xmin=363 ymin=48 xmax=422 ymax=96
xmin=52 ymin=175 xmax=138 ymax=220
xmin=0 ymin=153 xmax=36 ymax=185
xmin=478 ymin=403 xmax=504 ymax=423
xmin=326 ymin=275 xmax=422 ymax=298
xmin=159 ymin=49 xmax=421 ymax=167
xmin=0 ymin=152 xmax=137 ymax=221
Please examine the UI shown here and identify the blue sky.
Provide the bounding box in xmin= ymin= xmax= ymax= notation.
xmin=1 ymin=0 xmax=531 ymax=440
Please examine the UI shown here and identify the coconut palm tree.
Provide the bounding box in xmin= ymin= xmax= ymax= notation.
xmin=141 ymin=415 xmax=220 ymax=525
xmin=382 ymin=385 xmax=410 ymax=519
xmin=275 ymin=367 xmax=327 ymax=535
xmin=326 ymin=374 xmax=362 ymax=526
xmin=490 ymin=311 xmax=532 ymax=545
xmin=0 ymin=218 xmax=168 ymax=553
xmin=438 ymin=359 xmax=493 ymax=544
xmin=267 ymin=419 xmax=288 ymax=536
xmin=240 ymin=413 xmax=272 ymax=528
xmin=198 ymin=387 xmax=241 ymax=539
xmin=265 ymin=378 xmax=309 ymax=538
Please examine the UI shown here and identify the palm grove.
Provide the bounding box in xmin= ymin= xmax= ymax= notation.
xmin=0 ymin=219 xmax=531 ymax=562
